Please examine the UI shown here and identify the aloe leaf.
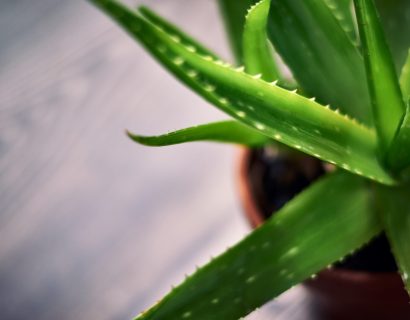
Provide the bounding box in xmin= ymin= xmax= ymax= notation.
xmin=400 ymin=50 xmax=410 ymax=101
xmin=135 ymin=171 xmax=381 ymax=320
xmin=127 ymin=120 xmax=269 ymax=147
xmin=386 ymin=103 xmax=410 ymax=173
xmin=138 ymin=6 xmax=219 ymax=61
xmin=323 ymin=0 xmax=357 ymax=43
xmin=354 ymin=0 xmax=405 ymax=153
xmin=89 ymin=0 xmax=395 ymax=185
xmin=267 ymin=0 xmax=372 ymax=125
xmin=217 ymin=0 xmax=257 ymax=63
xmin=375 ymin=185 xmax=410 ymax=293
xmin=243 ymin=0 xmax=280 ymax=81
xmin=375 ymin=0 xmax=410 ymax=71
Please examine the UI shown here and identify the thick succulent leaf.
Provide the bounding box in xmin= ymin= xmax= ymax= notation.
xmin=135 ymin=171 xmax=381 ymax=319
xmin=90 ymin=0 xmax=395 ymax=185
xmin=386 ymin=103 xmax=410 ymax=173
xmin=400 ymin=50 xmax=410 ymax=101
xmin=217 ymin=0 xmax=257 ymax=63
xmin=243 ymin=0 xmax=280 ymax=81
xmin=375 ymin=185 xmax=410 ymax=293
xmin=354 ymin=0 xmax=405 ymax=153
xmin=138 ymin=6 xmax=219 ymax=61
xmin=267 ymin=0 xmax=372 ymax=125
xmin=323 ymin=0 xmax=357 ymax=43
xmin=126 ymin=120 xmax=270 ymax=147
xmin=375 ymin=0 xmax=410 ymax=71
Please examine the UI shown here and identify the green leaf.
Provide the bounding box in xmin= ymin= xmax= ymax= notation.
xmin=138 ymin=6 xmax=220 ymax=61
xmin=127 ymin=120 xmax=270 ymax=147
xmin=135 ymin=171 xmax=381 ymax=319
xmin=90 ymin=0 xmax=395 ymax=185
xmin=375 ymin=185 xmax=410 ymax=293
xmin=354 ymin=0 xmax=405 ymax=153
xmin=400 ymin=50 xmax=410 ymax=101
xmin=386 ymin=103 xmax=410 ymax=173
xmin=217 ymin=0 xmax=257 ymax=63
xmin=323 ymin=0 xmax=357 ymax=44
xmin=243 ymin=0 xmax=280 ymax=81
xmin=267 ymin=0 xmax=372 ymax=125
xmin=375 ymin=0 xmax=410 ymax=71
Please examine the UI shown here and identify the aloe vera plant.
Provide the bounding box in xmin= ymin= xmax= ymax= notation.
xmin=89 ymin=0 xmax=410 ymax=318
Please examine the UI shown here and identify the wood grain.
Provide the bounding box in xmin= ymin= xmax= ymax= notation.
xmin=0 ymin=1 xmax=307 ymax=319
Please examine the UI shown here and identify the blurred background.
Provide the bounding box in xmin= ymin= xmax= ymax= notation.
xmin=0 ymin=1 xmax=305 ymax=319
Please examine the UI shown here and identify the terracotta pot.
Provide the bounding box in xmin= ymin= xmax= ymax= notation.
xmin=236 ymin=147 xmax=410 ymax=319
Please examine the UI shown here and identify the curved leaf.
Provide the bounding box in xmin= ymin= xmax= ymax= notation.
xmin=127 ymin=121 xmax=270 ymax=147
xmin=267 ymin=0 xmax=372 ymax=125
xmin=243 ymin=0 xmax=280 ymax=81
xmin=135 ymin=171 xmax=381 ymax=319
xmin=90 ymin=0 xmax=395 ymax=185
xmin=354 ymin=0 xmax=405 ymax=153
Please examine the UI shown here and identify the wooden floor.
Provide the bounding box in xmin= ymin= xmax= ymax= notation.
xmin=0 ymin=1 xmax=307 ymax=319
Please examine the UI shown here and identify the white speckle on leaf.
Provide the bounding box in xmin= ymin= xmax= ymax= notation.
xmin=288 ymin=247 xmax=299 ymax=256
xmin=173 ymin=57 xmax=184 ymax=66
xmin=170 ymin=35 xmax=180 ymax=43
xmin=204 ymin=84 xmax=215 ymax=92
xmin=182 ymin=311 xmax=192 ymax=318
xmin=187 ymin=70 xmax=198 ymax=78
xmin=219 ymin=97 xmax=229 ymax=105
xmin=236 ymin=111 xmax=246 ymax=118
xmin=255 ymin=123 xmax=265 ymax=130
xmin=186 ymin=45 xmax=196 ymax=53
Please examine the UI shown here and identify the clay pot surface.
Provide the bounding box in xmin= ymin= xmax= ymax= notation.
xmin=236 ymin=147 xmax=410 ymax=320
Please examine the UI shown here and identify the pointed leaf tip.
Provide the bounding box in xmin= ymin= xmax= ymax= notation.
xmin=127 ymin=121 xmax=270 ymax=147
xmin=243 ymin=0 xmax=281 ymax=81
